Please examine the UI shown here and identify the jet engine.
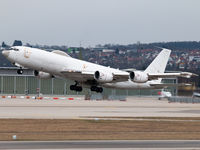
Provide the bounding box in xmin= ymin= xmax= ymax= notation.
xmin=94 ymin=71 xmax=113 ymax=83
xmin=129 ymin=71 xmax=148 ymax=83
xmin=34 ymin=70 xmax=53 ymax=79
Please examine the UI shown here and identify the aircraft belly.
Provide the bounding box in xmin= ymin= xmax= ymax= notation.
xmin=64 ymin=75 xmax=88 ymax=82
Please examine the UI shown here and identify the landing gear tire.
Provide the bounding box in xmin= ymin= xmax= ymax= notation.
xmin=98 ymin=87 xmax=103 ymax=93
xmin=91 ymin=86 xmax=97 ymax=92
xmin=70 ymin=85 xmax=76 ymax=91
xmin=70 ymin=85 xmax=82 ymax=92
xmin=76 ymin=86 xmax=82 ymax=92
xmin=91 ymin=86 xmax=103 ymax=93
xmin=17 ymin=69 xmax=23 ymax=74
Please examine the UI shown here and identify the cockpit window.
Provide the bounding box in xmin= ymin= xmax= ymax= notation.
xmin=13 ymin=48 xmax=19 ymax=51
xmin=8 ymin=48 xmax=19 ymax=51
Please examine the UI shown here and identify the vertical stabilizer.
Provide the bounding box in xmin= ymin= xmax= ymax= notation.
xmin=144 ymin=48 xmax=171 ymax=74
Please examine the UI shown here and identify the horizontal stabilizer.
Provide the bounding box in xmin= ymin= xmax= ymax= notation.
xmin=150 ymin=83 xmax=192 ymax=88
xmin=148 ymin=72 xmax=198 ymax=80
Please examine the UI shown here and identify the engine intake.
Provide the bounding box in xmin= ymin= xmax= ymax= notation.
xmin=94 ymin=71 xmax=113 ymax=83
xmin=129 ymin=71 xmax=148 ymax=83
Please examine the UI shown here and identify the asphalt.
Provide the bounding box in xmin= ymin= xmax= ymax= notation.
xmin=0 ymin=140 xmax=200 ymax=149
xmin=1 ymin=96 xmax=200 ymax=119
xmin=1 ymin=96 xmax=200 ymax=149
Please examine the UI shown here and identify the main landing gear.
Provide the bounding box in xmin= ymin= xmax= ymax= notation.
xmin=90 ymin=86 xmax=103 ymax=93
xmin=17 ymin=68 xmax=23 ymax=74
xmin=70 ymin=82 xmax=83 ymax=92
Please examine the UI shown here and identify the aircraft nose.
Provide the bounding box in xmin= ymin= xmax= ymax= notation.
xmin=2 ymin=50 xmax=10 ymax=57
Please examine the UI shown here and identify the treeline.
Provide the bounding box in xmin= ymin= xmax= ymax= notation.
xmin=101 ymin=41 xmax=200 ymax=51
xmin=2 ymin=40 xmax=200 ymax=51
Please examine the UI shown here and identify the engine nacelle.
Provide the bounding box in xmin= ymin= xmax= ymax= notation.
xmin=94 ymin=71 xmax=113 ymax=83
xmin=129 ymin=71 xmax=148 ymax=83
xmin=34 ymin=70 xmax=53 ymax=79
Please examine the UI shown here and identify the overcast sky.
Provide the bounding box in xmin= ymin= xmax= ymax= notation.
xmin=0 ymin=0 xmax=200 ymax=47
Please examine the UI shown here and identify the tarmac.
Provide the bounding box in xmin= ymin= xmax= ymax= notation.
xmin=1 ymin=96 xmax=200 ymax=149
xmin=0 ymin=140 xmax=200 ymax=149
xmin=0 ymin=96 xmax=200 ymax=119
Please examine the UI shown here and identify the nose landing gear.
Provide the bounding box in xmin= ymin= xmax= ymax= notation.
xmin=17 ymin=68 xmax=23 ymax=74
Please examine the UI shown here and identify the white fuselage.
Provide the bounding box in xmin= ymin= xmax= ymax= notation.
xmin=5 ymin=46 xmax=159 ymax=89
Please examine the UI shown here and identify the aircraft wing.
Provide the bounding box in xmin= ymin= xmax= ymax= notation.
xmin=60 ymin=70 xmax=94 ymax=81
xmin=112 ymin=72 xmax=130 ymax=82
xmin=61 ymin=70 xmax=130 ymax=82
xmin=148 ymin=72 xmax=198 ymax=80
xmin=150 ymin=83 xmax=192 ymax=88
xmin=61 ymin=70 xmax=197 ymax=83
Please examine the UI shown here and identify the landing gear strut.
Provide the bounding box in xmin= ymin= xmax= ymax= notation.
xmin=70 ymin=82 xmax=82 ymax=92
xmin=91 ymin=86 xmax=103 ymax=93
xmin=17 ymin=68 xmax=23 ymax=74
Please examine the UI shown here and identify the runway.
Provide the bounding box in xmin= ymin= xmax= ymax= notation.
xmin=1 ymin=96 xmax=200 ymax=119
xmin=0 ymin=140 xmax=200 ymax=149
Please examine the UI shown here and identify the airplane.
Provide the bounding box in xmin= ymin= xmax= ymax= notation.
xmin=1 ymin=46 xmax=197 ymax=93
xmin=193 ymin=92 xmax=200 ymax=98
xmin=158 ymin=89 xmax=172 ymax=100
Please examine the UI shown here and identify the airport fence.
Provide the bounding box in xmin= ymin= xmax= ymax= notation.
xmin=168 ymin=96 xmax=200 ymax=103
xmin=0 ymin=75 xmax=176 ymax=96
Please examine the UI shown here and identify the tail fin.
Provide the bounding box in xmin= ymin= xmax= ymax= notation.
xmin=144 ymin=48 xmax=171 ymax=74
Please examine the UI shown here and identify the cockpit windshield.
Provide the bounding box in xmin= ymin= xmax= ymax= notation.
xmin=8 ymin=47 xmax=19 ymax=51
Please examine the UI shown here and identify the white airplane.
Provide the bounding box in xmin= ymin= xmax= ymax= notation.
xmin=193 ymin=92 xmax=200 ymax=98
xmin=2 ymin=46 xmax=197 ymax=93
xmin=158 ymin=89 xmax=172 ymax=100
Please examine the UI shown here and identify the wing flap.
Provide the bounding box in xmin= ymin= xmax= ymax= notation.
xmin=113 ymin=72 xmax=129 ymax=82
xmin=60 ymin=70 xmax=94 ymax=81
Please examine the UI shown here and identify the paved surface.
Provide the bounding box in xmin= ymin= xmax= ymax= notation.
xmin=1 ymin=96 xmax=200 ymax=119
xmin=0 ymin=140 xmax=200 ymax=149
xmin=1 ymin=97 xmax=200 ymax=150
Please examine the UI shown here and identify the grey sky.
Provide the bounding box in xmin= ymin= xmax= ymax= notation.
xmin=0 ymin=0 xmax=200 ymax=47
